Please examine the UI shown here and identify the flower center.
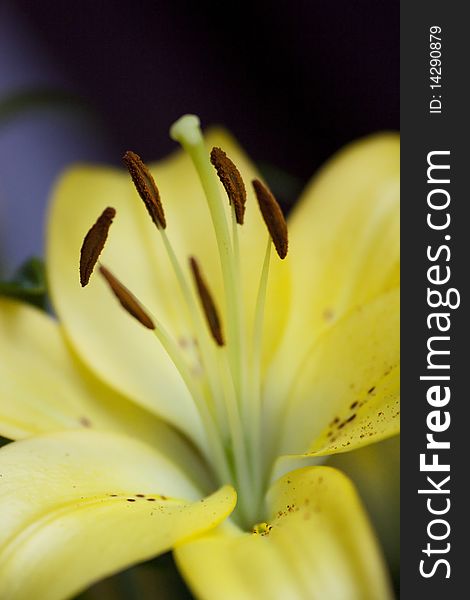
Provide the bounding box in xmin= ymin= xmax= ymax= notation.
xmin=80 ymin=115 xmax=288 ymax=529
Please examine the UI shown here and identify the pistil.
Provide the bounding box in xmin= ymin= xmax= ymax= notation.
xmin=170 ymin=116 xmax=244 ymax=391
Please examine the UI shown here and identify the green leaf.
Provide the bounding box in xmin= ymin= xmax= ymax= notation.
xmin=0 ymin=258 xmax=48 ymax=309
xmin=0 ymin=88 xmax=96 ymax=128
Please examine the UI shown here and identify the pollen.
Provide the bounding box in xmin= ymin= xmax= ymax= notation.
xmin=123 ymin=150 xmax=166 ymax=229
xmin=210 ymin=147 xmax=246 ymax=225
xmin=252 ymin=179 xmax=288 ymax=259
xmin=79 ymin=206 xmax=116 ymax=287
xmin=252 ymin=522 xmax=272 ymax=536
xmin=189 ymin=256 xmax=225 ymax=346
xmin=99 ymin=265 xmax=155 ymax=330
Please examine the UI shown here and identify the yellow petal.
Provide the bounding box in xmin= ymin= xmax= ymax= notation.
xmin=0 ymin=430 xmax=236 ymax=600
xmin=278 ymin=288 xmax=399 ymax=459
xmin=46 ymin=128 xmax=275 ymax=439
xmin=265 ymin=133 xmax=399 ymax=403
xmin=176 ymin=467 xmax=392 ymax=600
xmin=0 ymin=298 xmax=210 ymax=487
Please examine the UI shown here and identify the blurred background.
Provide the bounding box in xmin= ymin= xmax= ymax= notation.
xmin=0 ymin=0 xmax=398 ymax=276
xmin=0 ymin=0 xmax=399 ymax=596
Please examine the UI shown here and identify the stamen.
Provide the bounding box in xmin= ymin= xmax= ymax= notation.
xmin=210 ymin=147 xmax=246 ymax=225
xmin=122 ymin=150 xmax=166 ymax=229
xmin=99 ymin=260 xmax=231 ymax=482
xmin=79 ymin=207 xmax=116 ymax=287
xmin=189 ymin=257 xmax=225 ymax=346
xmin=252 ymin=179 xmax=288 ymax=259
xmin=99 ymin=265 xmax=155 ymax=330
xmin=159 ymin=229 xmax=227 ymax=428
xmin=249 ymin=238 xmax=272 ymax=507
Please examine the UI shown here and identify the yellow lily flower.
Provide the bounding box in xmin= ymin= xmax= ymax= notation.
xmin=0 ymin=115 xmax=399 ymax=600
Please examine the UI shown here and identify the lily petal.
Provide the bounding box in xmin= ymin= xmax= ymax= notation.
xmin=176 ymin=466 xmax=392 ymax=600
xmin=0 ymin=298 xmax=210 ymax=487
xmin=265 ymin=133 xmax=399 ymax=404
xmin=47 ymin=129 xmax=273 ymax=440
xmin=0 ymin=430 xmax=236 ymax=600
xmin=278 ymin=288 xmax=399 ymax=459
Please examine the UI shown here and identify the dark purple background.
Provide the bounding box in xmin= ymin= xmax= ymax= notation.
xmin=0 ymin=0 xmax=398 ymax=274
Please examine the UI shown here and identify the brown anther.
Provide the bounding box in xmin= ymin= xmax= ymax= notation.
xmin=99 ymin=265 xmax=155 ymax=330
xmin=80 ymin=207 xmax=116 ymax=287
xmin=123 ymin=150 xmax=166 ymax=229
xmin=210 ymin=147 xmax=246 ymax=225
xmin=189 ymin=257 xmax=224 ymax=346
xmin=252 ymin=179 xmax=288 ymax=259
